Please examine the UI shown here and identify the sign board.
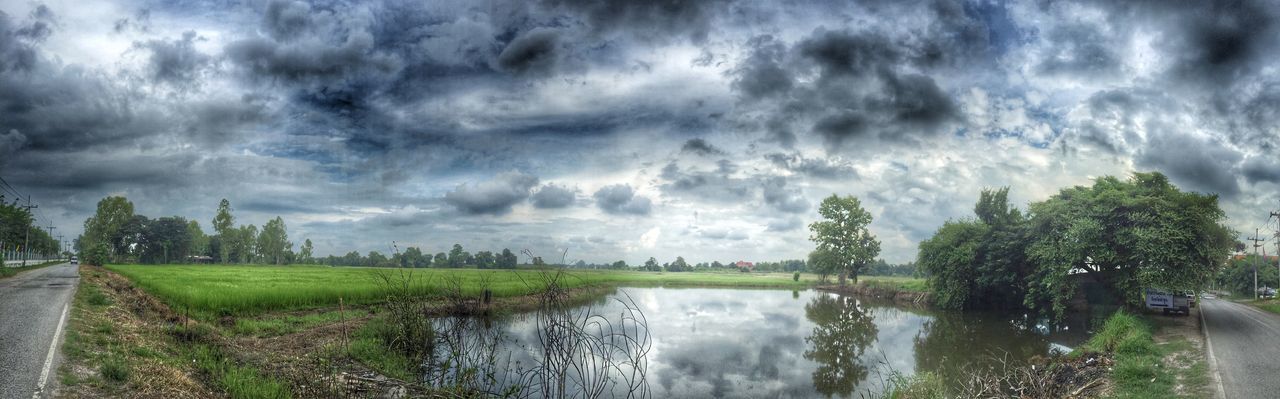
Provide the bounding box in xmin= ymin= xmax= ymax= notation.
xmin=1145 ymin=289 xmax=1172 ymax=309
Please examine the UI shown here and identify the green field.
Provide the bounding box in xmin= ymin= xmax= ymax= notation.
xmin=106 ymin=265 xmax=889 ymax=315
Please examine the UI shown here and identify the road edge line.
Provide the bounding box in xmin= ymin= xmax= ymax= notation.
xmin=1200 ymin=301 xmax=1228 ymax=399
xmin=32 ymin=302 xmax=70 ymax=399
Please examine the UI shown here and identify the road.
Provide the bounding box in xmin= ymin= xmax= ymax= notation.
xmin=0 ymin=263 xmax=77 ymax=399
xmin=1201 ymin=298 xmax=1280 ymax=399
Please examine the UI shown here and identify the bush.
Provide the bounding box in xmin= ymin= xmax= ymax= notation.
xmin=793 ymin=272 xmax=800 ymax=282
xmin=81 ymin=244 xmax=110 ymax=266
xmin=100 ymin=357 xmax=130 ymax=382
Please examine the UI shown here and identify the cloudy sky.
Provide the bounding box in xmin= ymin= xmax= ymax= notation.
xmin=2 ymin=0 xmax=1279 ymax=264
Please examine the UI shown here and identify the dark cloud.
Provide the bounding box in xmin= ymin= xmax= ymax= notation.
xmin=813 ymin=111 xmax=870 ymax=150
xmin=875 ymin=72 xmax=957 ymax=133
xmin=1162 ymin=0 xmax=1276 ymax=88
xmin=680 ymin=138 xmax=724 ymax=156
xmin=593 ymin=184 xmax=651 ymax=215
xmin=1034 ymin=23 xmax=1122 ymax=78
xmin=263 ymin=0 xmax=312 ymax=40
xmin=1242 ymin=157 xmax=1280 ymax=185
xmin=1138 ymin=132 xmax=1241 ymax=197
xmin=530 ymin=183 xmax=576 ymax=209
xmin=659 ymin=162 xmax=753 ymax=202
xmin=765 ymin=217 xmax=802 ymax=232
xmin=443 ymin=171 xmax=540 ymax=215
xmin=497 ymin=28 xmax=560 ymax=75
xmin=541 ymin=0 xmax=731 ymax=43
xmin=134 ymin=31 xmax=212 ymax=88
xmin=732 ymin=35 xmax=792 ymax=100
xmin=760 ymin=177 xmax=808 ymax=214
xmin=798 ymin=29 xmax=899 ymax=79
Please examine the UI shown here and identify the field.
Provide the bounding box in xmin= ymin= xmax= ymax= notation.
xmin=104 ymin=265 xmax=895 ymax=315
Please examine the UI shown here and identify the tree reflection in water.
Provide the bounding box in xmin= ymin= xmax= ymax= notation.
xmin=803 ymin=294 xmax=878 ymax=397
xmin=912 ymin=312 xmax=1048 ymax=388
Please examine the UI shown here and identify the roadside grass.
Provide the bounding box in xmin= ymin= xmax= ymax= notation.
xmin=107 ymin=264 xmax=918 ymax=316
xmin=0 ymin=259 xmax=65 ymax=278
xmin=1243 ymin=298 xmax=1280 ymax=315
xmin=60 ymin=266 xmax=292 ymax=398
xmin=1083 ymin=311 xmax=1209 ymax=399
xmin=232 ymin=309 xmax=355 ymax=337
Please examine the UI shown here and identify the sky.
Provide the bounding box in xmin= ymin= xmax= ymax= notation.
xmin=2 ymin=0 xmax=1279 ymax=264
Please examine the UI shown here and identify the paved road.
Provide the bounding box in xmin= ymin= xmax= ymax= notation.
xmin=0 ymin=263 xmax=77 ymax=399
xmin=1201 ymin=298 xmax=1280 ymax=399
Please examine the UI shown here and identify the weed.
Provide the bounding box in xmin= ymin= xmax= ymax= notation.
xmin=100 ymin=357 xmax=130 ymax=383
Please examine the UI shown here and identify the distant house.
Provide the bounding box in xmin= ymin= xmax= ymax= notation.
xmin=734 ymin=261 xmax=754 ymax=270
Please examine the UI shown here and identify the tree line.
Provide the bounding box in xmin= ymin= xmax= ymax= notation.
xmin=916 ymin=172 xmax=1233 ymax=318
xmin=0 ymin=195 xmax=61 ymax=259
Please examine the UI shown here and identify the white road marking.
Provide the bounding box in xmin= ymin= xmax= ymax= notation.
xmin=32 ymin=302 xmax=69 ymax=399
xmin=1201 ymin=301 xmax=1228 ymax=399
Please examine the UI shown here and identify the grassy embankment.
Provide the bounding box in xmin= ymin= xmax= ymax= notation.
xmin=0 ymin=259 xmax=65 ymax=278
xmin=60 ymin=266 xmax=291 ymax=398
xmin=106 ymin=264 xmax=923 ymax=316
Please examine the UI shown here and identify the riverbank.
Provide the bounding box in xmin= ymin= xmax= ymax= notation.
xmin=816 ymin=277 xmax=931 ymax=305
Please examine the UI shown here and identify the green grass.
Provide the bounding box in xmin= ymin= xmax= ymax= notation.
xmin=190 ymin=344 xmax=292 ymax=399
xmin=232 ymin=310 xmax=355 ymax=336
xmin=859 ymin=275 xmax=929 ymax=292
xmin=106 ymin=264 xmax=898 ymax=315
xmin=1083 ymin=311 xmax=1207 ymax=399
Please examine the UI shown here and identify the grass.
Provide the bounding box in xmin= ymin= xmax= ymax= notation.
xmin=0 ymin=259 xmax=66 ymax=278
xmin=858 ymin=275 xmax=929 ymax=292
xmin=1082 ymin=311 xmax=1208 ymax=399
xmin=190 ymin=344 xmax=293 ymax=399
xmin=232 ymin=309 xmax=355 ymax=336
xmin=106 ymin=264 xmax=912 ymax=315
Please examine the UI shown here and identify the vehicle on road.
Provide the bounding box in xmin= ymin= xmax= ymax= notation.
xmin=70 ymin=256 xmax=78 ymax=265
xmin=1145 ymin=288 xmax=1190 ymax=315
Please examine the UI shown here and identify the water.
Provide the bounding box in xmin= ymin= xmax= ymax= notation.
xmin=425 ymin=287 xmax=1096 ymax=398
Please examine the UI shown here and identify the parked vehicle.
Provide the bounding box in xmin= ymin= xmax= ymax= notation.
xmin=70 ymin=256 xmax=78 ymax=265
xmin=1145 ymin=288 xmax=1190 ymax=315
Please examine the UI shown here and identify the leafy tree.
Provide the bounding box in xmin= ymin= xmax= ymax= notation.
xmin=400 ymin=246 xmax=425 ymax=268
xmin=643 ymin=257 xmax=659 ymax=271
xmin=917 ymin=220 xmax=988 ymax=309
xmin=433 ymin=252 xmax=449 ymax=267
xmin=187 ymin=220 xmax=208 ymax=258
xmin=667 ymin=256 xmax=689 ymax=272
xmin=212 ymin=199 xmax=235 ymax=263
xmin=611 ymin=260 xmax=627 ymax=269
xmin=367 ymin=251 xmax=389 ymax=267
xmin=82 ymin=196 xmax=135 ymax=261
xmin=257 ymin=216 xmax=291 ymax=265
xmin=474 ymin=251 xmax=496 ymax=269
xmin=711 ymin=260 xmax=724 ymax=269
xmin=809 ymin=195 xmax=881 ymax=286
xmin=138 ymin=216 xmax=192 ymax=264
xmin=918 ymin=188 xmax=1030 ymax=310
xmin=498 ymin=249 xmax=518 ymax=269
xmin=447 ymin=244 xmax=468 ymax=267
xmin=1025 ymin=173 xmax=1234 ymax=316
xmin=1217 ymin=255 xmax=1279 ymax=296
xmin=300 ymin=239 xmax=314 ymax=264
xmin=808 ymin=248 xmax=840 ymax=283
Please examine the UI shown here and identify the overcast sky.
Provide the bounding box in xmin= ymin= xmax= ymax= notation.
xmin=3 ymin=0 xmax=1279 ymax=264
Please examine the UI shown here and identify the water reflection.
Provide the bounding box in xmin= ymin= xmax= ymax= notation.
xmin=421 ymin=288 xmax=1091 ymax=398
xmin=803 ymin=295 xmax=877 ymax=397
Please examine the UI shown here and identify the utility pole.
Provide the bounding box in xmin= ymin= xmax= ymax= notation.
xmin=1250 ymin=229 xmax=1267 ymax=300
xmin=20 ymin=195 xmax=37 ymax=266
xmin=46 ymin=225 xmax=55 ymax=260
xmin=56 ymin=234 xmax=64 ymax=259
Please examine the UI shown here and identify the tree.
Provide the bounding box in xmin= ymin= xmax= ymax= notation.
xmin=667 ymin=256 xmax=689 ymax=272
xmin=918 ymin=187 xmax=1030 ymax=310
xmin=808 ymin=248 xmax=840 ymax=283
xmin=187 ymin=220 xmax=209 ymax=258
xmin=300 ymin=239 xmax=314 ymax=264
xmin=498 ymin=249 xmax=518 ymax=269
xmin=809 ymin=195 xmax=881 ymax=286
xmin=644 ymin=257 xmax=660 ymax=271
xmin=804 ymin=294 xmax=877 ymax=397
xmin=447 ymin=244 xmax=469 ymax=267
xmin=1025 ymin=172 xmax=1234 ymax=316
xmin=433 ymin=252 xmax=449 ymax=267
xmin=917 ymin=220 xmax=988 ymax=309
xmin=82 ymin=196 xmax=135 ymax=261
xmin=138 ymin=216 xmax=193 ymax=264
xmin=474 ymin=251 xmax=496 ymax=269
xmin=257 ymin=216 xmax=290 ymax=265
xmin=367 ymin=251 xmax=388 ymax=267
xmin=212 ymin=199 xmax=235 ymax=263
xmin=611 ymin=260 xmax=627 ymax=269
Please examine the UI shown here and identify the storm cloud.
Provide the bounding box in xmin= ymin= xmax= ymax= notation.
xmin=4 ymin=0 xmax=1279 ymax=264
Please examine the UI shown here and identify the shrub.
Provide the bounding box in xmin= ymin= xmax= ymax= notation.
xmin=100 ymin=357 xmax=130 ymax=382
xmin=793 ymin=272 xmax=800 ymax=282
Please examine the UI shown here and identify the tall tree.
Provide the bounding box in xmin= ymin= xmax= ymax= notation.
xmin=447 ymin=243 xmax=469 ymax=267
xmin=257 ymin=216 xmax=290 ymax=265
xmin=82 ymin=196 xmax=135 ymax=260
xmin=299 ymin=239 xmax=314 ymax=264
xmin=212 ymin=199 xmax=235 ymax=263
xmin=809 ymin=195 xmax=881 ymax=286
xmin=498 ymin=248 xmax=517 ymax=269
xmin=187 ymin=220 xmax=208 ymax=258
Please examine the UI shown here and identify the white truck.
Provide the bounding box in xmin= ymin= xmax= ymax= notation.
xmin=1145 ymin=288 xmax=1191 ymax=315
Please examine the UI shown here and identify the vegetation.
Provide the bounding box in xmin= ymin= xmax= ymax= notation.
xmin=105 ymin=264 xmax=863 ymax=315
xmin=918 ymin=173 xmax=1234 ymax=318
xmin=0 ymin=194 xmax=61 ymax=260
xmin=809 ymin=194 xmax=881 ymax=285
xmin=1082 ymin=312 xmax=1209 ymax=398
xmin=0 ymin=259 xmax=64 ymax=278
xmin=1216 ymin=254 xmax=1278 ymax=297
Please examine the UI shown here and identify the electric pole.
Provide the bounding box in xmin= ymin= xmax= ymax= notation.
xmin=20 ymin=195 xmax=37 ymax=266
xmin=1249 ymin=229 xmax=1267 ymax=300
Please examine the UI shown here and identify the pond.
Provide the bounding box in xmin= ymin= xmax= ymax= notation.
xmin=423 ymin=287 xmax=1098 ymax=398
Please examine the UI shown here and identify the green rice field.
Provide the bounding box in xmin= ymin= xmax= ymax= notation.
xmin=104 ymin=265 xmax=907 ymax=315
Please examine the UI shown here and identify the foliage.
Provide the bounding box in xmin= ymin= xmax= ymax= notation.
xmin=917 ymin=174 xmax=1234 ymax=318
xmin=256 ymin=217 xmax=291 ymax=265
xmin=81 ymin=243 xmax=110 ymax=266
xmin=809 ymin=194 xmax=881 ymax=285
xmin=1025 ymin=172 xmax=1234 ymax=316
xmin=807 ymin=248 xmax=840 ymax=282
xmin=1216 ymin=255 xmax=1279 ymax=297
xmin=81 ymin=196 xmax=135 ymax=260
